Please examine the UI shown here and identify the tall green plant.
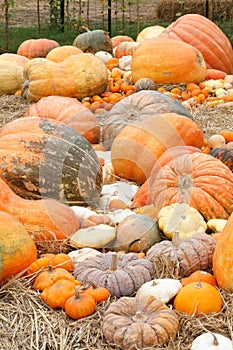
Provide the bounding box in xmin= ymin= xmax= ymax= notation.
xmin=1 ymin=0 xmax=14 ymax=52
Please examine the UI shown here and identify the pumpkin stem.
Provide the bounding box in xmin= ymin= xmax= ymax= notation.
xmin=211 ymin=333 xmax=219 ymax=346
xmin=74 ymin=286 xmax=82 ymax=300
xmin=132 ymin=311 xmax=148 ymax=323
xmin=195 ymin=282 xmax=203 ymax=289
xmin=109 ymin=253 xmax=118 ymax=271
xmin=152 ymin=280 xmax=158 ymax=286
xmin=172 ymin=232 xmax=181 ymax=248
xmin=48 ymin=263 xmax=53 ymax=273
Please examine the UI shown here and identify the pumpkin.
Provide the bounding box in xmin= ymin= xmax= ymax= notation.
xmin=109 ymin=214 xmax=161 ymax=252
xmin=103 ymin=89 xmax=194 ymax=150
xmin=219 ymin=130 xmax=233 ymax=143
xmin=102 ymin=294 xmax=179 ymax=349
xmin=149 ymin=151 xmax=233 ymax=221
xmin=132 ymin=37 xmax=206 ymax=84
xmin=50 ymin=253 xmax=74 ymax=271
xmin=64 ymin=287 xmax=96 ymax=319
xmin=80 ymin=214 xmax=113 ymax=228
xmin=180 ymin=270 xmax=217 ymax=287
xmin=0 ymin=53 xmax=29 ymax=66
xmin=146 ymin=233 xmax=216 ymax=277
xmin=191 ymin=332 xmax=233 ymax=350
xmin=136 ymin=25 xmax=165 ymax=43
xmin=111 ymin=35 xmax=134 ymax=49
xmin=17 ymin=38 xmax=60 ymax=59
xmin=110 ymin=112 xmax=204 ymax=184
xmin=0 ymin=117 xmax=102 ymax=207
xmin=173 ymin=282 xmax=222 ymax=315
xmin=134 ymin=77 xmax=156 ymax=92
xmin=80 ymin=283 xmax=111 ymax=303
xmin=46 ymin=45 xmax=83 ymax=62
xmin=0 ymin=60 xmax=24 ymax=96
xmin=95 ymin=50 xmax=113 ymax=63
xmin=74 ymin=251 xmax=154 ymax=297
xmin=21 ymin=53 xmax=109 ymax=102
xmin=27 ymin=255 xmax=54 ymax=275
xmin=114 ymin=41 xmax=140 ymax=59
xmin=0 ymin=211 xmax=37 ymax=284
xmin=207 ymin=219 xmax=227 ymax=233
xmin=73 ymin=29 xmax=112 ymax=54
xmin=68 ymin=248 xmax=101 ymax=264
xmin=23 ymin=95 xmax=100 ymax=144
xmin=208 ymin=134 xmax=226 ymax=149
xmin=136 ymin=278 xmax=182 ymax=303
xmin=213 ymin=211 xmax=233 ymax=290
xmin=209 ymin=147 xmax=233 ymax=172
xmin=157 ymin=203 xmax=207 ymax=239
xmin=158 ymin=14 xmax=233 ymax=74
xmin=41 ymin=279 xmax=77 ymax=309
xmin=205 ymin=68 xmax=227 ymax=80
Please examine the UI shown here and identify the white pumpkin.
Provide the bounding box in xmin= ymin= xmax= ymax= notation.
xmin=68 ymin=248 xmax=101 ymax=264
xmin=136 ymin=278 xmax=182 ymax=303
xmin=118 ymin=55 xmax=132 ymax=71
xmin=158 ymin=203 xmax=207 ymax=239
xmin=95 ymin=51 xmax=113 ymax=63
xmin=191 ymin=332 xmax=233 ymax=350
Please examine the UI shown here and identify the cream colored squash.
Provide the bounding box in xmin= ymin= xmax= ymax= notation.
xmin=136 ymin=25 xmax=165 ymax=43
xmin=68 ymin=247 xmax=101 ymax=264
xmin=207 ymin=219 xmax=227 ymax=232
xmin=158 ymin=203 xmax=207 ymax=239
xmin=191 ymin=332 xmax=233 ymax=350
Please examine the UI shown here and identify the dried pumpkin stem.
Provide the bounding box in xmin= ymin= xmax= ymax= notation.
xmin=109 ymin=253 xmax=118 ymax=271
xmin=132 ymin=311 xmax=148 ymax=323
xmin=172 ymin=232 xmax=181 ymax=248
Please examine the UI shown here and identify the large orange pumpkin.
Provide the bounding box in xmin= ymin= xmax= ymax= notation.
xmin=131 ymin=37 xmax=206 ymax=84
xmin=17 ymin=38 xmax=60 ymax=59
xmin=159 ymin=14 xmax=233 ymax=74
xmin=149 ymin=151 xmax=233 ymax=220
xmin=111 ymin=113 xmax=204 ymax=184
xmin=0 ymin=211 xmax=37 ymax=284
xmin=46 ymin=45 xmax=83 ymax=62
xmin=23 ymin=95 xmax=100 ymax=144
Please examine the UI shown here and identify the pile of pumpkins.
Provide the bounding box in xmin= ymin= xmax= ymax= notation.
xmin=0 ymin=12 xmax=233 ymax=350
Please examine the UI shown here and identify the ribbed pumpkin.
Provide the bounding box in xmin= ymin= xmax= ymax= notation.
xmin=17 ymin=38 xmax=60 ymax=59
xmin=111 ymin=113 xmax=204 ymax=184
xmin=46 ymin=45 xmax=83 ymax=62
xmin=0 ymin=60 xmax=24 ymax=96
xmin=0 ymin=117 xmax=102 ymax=207
xmin=23 ymin=95 xmax=100 ymax=144
xmin=21 ymin=53 xmax=108 ymax=102
xmin=103 ymin=90 xmax=194 ymax=150
xmin=158 ymin=14 xmax=233 ymax=74
xmin=73 ymin=29 xmax=112 ymax=54
xmin=149 ymin=151 xmax=233 ymax=220
xmin=132 ymin=37 xmax=206 ymax=84
xmin=0 ymin=211 xmax=37 ymax=284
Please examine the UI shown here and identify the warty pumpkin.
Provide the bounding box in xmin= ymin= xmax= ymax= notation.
xmin=17 ymin=38 xmax=60 ymax=59
xmin=21 ymin=53 xmax=109 ymax=102
xmin=74 ymin=251 xmax=154 ymax=297
xmin=131 ymin=37 xmax=207 ymax=84
xmin=0 ymin=211 xmax=37 ymax=284
xmin=158 ymin=14 xmax=233 ymax=74
xmin=110 ymin=112 xmax=204 ymax=184
xmin=102 ymin=294 xmax=179 ymax=349
xmin=0 ymin=116 xmax=102 ymax=207
xmin=23 ymin=95 xmax=100 ymax=144
xmin=149 ymin=151 xmax=233 ymax=220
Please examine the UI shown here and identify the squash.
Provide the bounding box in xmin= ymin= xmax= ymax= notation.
xmin=0 ymin=117 xmax=102 ymax=207
xmin=23 ymin=95 xmax=100 ymax=144
xmin=102 ymin=294 xmax=179 ymax=349
xmin=111 ymin=112 xmax=204 ymax=184
xmin=0 ymin=211 xmax=37 ymax=284
xmin=0 ymin=60 xmax=24 ymax=96
xmin=46 ymin=45 xmax=83 ymax=62
xmin=21 ymin=53 xmax=109 ymax=102
xmin=17 ymin=38 xmax=60 ymax=59
xmin=0 ymin=178 xmax=79 ymax=241
xmin=74 ymin=251 xmax=154 ymax=297
xmin=132 ymin=37 xmax=206 ymax=84
xmin=158 ymin=14 xmax=233 ymax=74
xmin=103 ymin=90 xmax=194 ymax=150
xmin=136 ymin=25 xmax=165 ymax=43
xmin=73 ymin=29 xmax=112 ymax=54
xmin=191 ymin=332 xmax=233 ymax=350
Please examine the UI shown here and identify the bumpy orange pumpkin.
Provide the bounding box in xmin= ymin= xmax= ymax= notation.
xmin=159 ymin=14 xmax=233 ymax=74
xmin=0 ymin=211 xmax=37 ymax=284
xmin=132 ymin=37 xmax=207 ymax=84
xmin=17 ymin=38 xmax=60 ymax=59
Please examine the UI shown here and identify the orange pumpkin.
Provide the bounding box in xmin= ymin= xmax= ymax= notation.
xmin=33 ymin=265 xmax=76 ymax=291
xmin=46 ymin=45 xmax=83 ymax=62
xmin=111 ymin=35 xmax=134 ymax=49
xmin=159 ymin=14 xmax=233 ymax=74
xmin=17 ymin=38 xmax=60 ymax=59
xmin=0 ymin=53 xmax=29 ymax=66
xmin=64 ymin=288 xmax=96 ymax=319
xmin=180 ymin=270 xmax=217 ymax=287
xmin=41 ymin=279 xmax=77 ymax=309
xmin=114 ymin=41 xmax=140 ymax=59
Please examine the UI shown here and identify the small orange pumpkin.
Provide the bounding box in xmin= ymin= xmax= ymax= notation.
xmin=81 ymin=283 xmax=111 ymax=303
xmin=64 ymin=287 xmax=96 ymax=319
xmin=41 ymin=279 xmax=78 ymax=309
xmin=33 ymin=265 xmax=76 ymax=291
xmin=180 ymin=270 xmax=217 ymax=287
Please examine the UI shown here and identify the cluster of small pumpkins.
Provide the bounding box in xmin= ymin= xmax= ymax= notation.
xmin=0 ymin=12 xmax=233 ymax=350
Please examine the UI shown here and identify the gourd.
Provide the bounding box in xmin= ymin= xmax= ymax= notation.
xmin=0 ymin=117 xmax=102 ymax=207
xmin=157 ymin=203 xmax=207 ymax=239
xmin=136 ymin=278 xmax=182 ymax=303
xmin=103 ymin=90 xmax=194 ymax=150
xmin=173 ymin=282 xmax=222 ymax=315
xmin=23 ymin=95 xmax=100 ymax=144
xmin=21 ymin=53 xmax=109 ymax=102
xmin=102 ymin=294 xmax=179 ymax=349
xmin=17 ymin=38 xmax=60 ymax=59
xmin=149 ymin=151 xmax=233 ymax=220
xmin=146 ymin=233 xmax=216 ymax=277
xmin=111 ymin=112 xmax=204 ymax=184
xmin=74 ymin=251 xmax=154 ymax=297
xmin=73 ymin=29 xmax=112 ymax=54
xmin=46 ymin=45 xmax=83 ymax=62
xmin=191 ymin=332 xmax=233 ymax=350
xmin=0 ymin=211 xmax=37 ymax=284
xmin=158 ymin=14 xmax=233 ymax=74
xmin=132 ymin=37 xmax=206 ymax=84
